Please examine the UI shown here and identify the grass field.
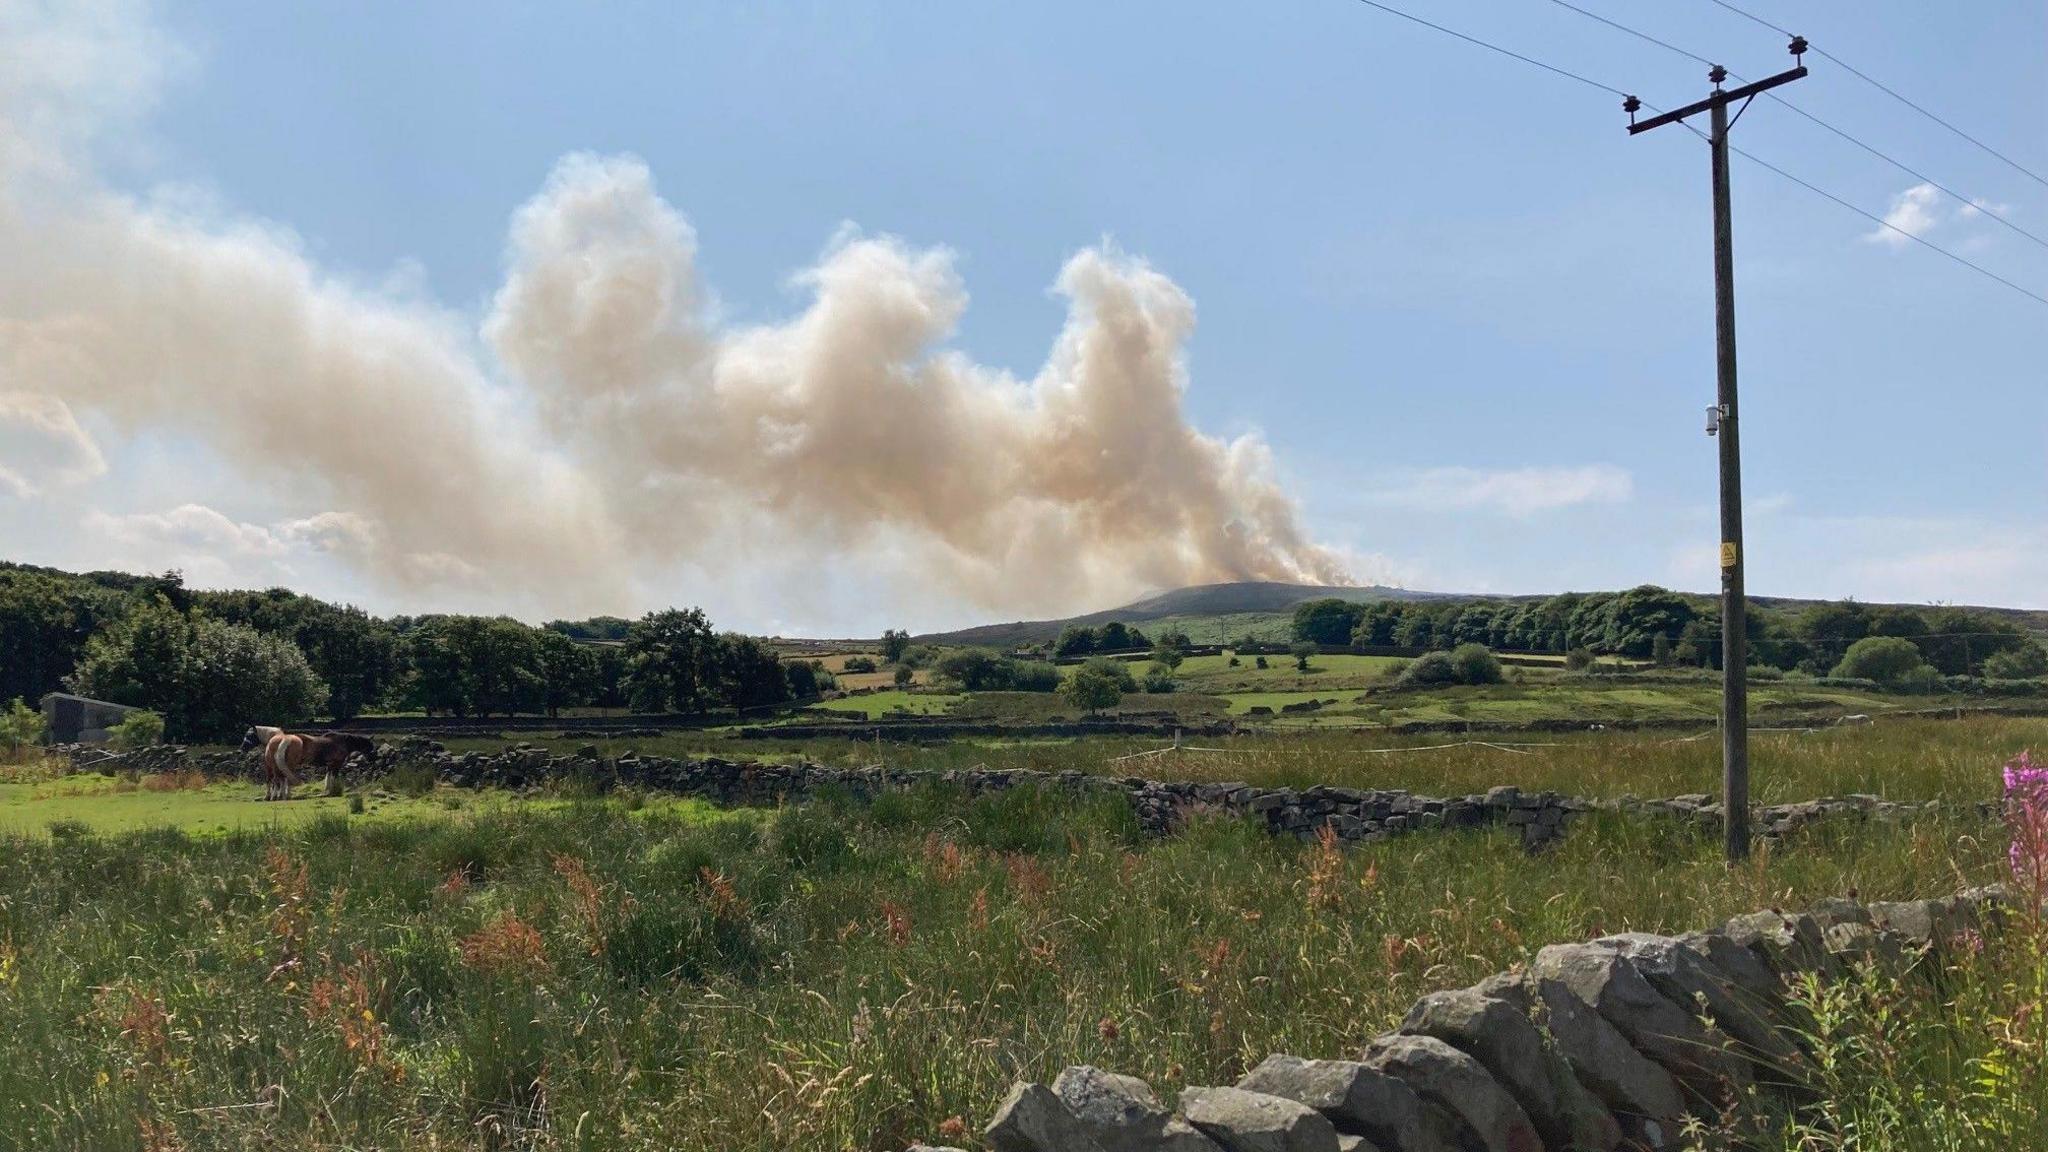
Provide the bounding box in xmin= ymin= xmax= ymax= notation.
xmin=807 ymin=690 xmax=964 ymax=718
xmin=0 ymin=777 xmax=2019 ymax=1151
xmin=422 ymin=714 xmax=2043 ymax=807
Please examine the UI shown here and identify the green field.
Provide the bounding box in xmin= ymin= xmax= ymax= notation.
xmin=0 ymin=770 xmax=2023 ymax=1151
xmin=807 ymin=689 xmax=965 ymax=718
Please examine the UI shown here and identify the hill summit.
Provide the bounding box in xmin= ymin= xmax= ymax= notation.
xmin=918 ymin=580 xmax=1450 ymax=647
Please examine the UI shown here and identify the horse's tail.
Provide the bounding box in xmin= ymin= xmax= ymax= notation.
xmin=266 ymin=733 xmax=304 ymax=786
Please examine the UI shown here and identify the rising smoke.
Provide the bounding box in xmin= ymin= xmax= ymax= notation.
xmin=0 ymin=1 xmax=1351 ymax=618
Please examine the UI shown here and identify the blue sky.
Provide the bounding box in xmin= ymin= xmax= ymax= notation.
xmin=1 ymin=1 xmax=2042 ymax=632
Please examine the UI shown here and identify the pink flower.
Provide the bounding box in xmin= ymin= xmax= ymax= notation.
xmin=2005 ymin=750 xmax=2048 ymax=891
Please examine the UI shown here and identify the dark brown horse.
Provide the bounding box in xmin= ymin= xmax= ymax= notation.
xmin=241 ymin=727 xmax=375 ymax=801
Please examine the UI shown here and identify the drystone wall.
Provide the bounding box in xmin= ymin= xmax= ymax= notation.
xmin=943 ymin=887 xmax=2010 ymax=1152
xmin=65 ymin=741 xmax=1972 ymax=853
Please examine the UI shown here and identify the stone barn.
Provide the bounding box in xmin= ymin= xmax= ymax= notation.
xmin=40 ymin=693 xmax=140 ymax=744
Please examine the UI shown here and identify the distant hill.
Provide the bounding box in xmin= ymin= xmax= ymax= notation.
xmin=915 ymin=579 xmax=2048 ymax=649
xmin=917 ymin=581 xmax=1456 ymax=647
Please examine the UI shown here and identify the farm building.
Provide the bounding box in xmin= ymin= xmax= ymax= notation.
xmin=39 ymin=693 xmax=140 ymax=744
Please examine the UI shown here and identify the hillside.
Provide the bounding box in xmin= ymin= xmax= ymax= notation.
xmin=916 ymin=580 xmax=1455 ymax=647
xmin=915 ymin=578 xmax=2048 ymax=650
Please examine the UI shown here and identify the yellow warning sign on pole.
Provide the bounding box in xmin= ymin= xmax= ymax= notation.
xmin=1720 ymin=542 xmax=1738 ymax=568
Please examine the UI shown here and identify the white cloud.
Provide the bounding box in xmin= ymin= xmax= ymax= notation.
xmin=0 ymin=390 xmax=105 ymax=497
xmin=1867 ymin=183 xmax=1940 ymax=247
xmin=1366 ymin=465 xmax=1633 ymax=516
xmin=86 ymin=503 xmax=292 ymax=558
xmin=1864 ymin=183 xmax=2008 ymax=249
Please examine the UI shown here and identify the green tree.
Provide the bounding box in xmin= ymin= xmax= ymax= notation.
xmin=785 ymin=660 xmax=835 ymax=699
xmin=1063 ymin=659 xmax=1129 ymax=714
xmin=66 ymin=596 xmax=192 ymax=720
xmin=1095 ymin=622 xmax=1148 ymax=652
xmin=1447 ymin=643 xmax=1504 ymax=685
xmin=1141 ymin=664 xmax=1177 ymax=693
xmin=713 ymin=634 xmax=790 ymax=711
xmin=892 ymin=664 xmax=914 ymax=689
xmin=0 ymin=697 xmax=45 ymax=755
xmin=398 ymin=617 xmax=473 ymax=716
xmin=1866 ymin=606 xmax=1929 ymax=642
xmin=181 ymin=617 xmax=328 ymax=740
xmin=1151 ymin=630 xmax=1188 ymax=670
xmin=936 ymin=649 xmax=1010 ymax=691
xmin=1831 ymin=636 xmax=1931 ymax=686
xmin=1450 ymin=603 xmax=1498 ymax=647
xmin=0 ymin=568 xmax=119 ymax=707
xmin=1290 ymin=642 xmax=1316 ymax=672
xmin=1053 ymin=626 xmax=1097 ymax=658
xmin=1292 ymin=599 xmax=1363 ymax=645
xmin=1352 ymin=601 xmax=1405 ymax=647
xmin=1605 ymin=586 xmax=1697 ymax=658
xmin=1397 ymin=651 xmax=1458 ymax=686
xmin=624 ymin=608 xmax=717 ymax=713
xmin=1917 ymin=608 xmax=2027 ymax=676
xmin=534 ymin=630 xmax=600 ymax=718
xmin=880 ymin=628 xmax=911 ymax=663
xmin=1984 ymin=643 xmax=2048 ymax=680
xmin=108 ymin=709 xmax=165 ymax=751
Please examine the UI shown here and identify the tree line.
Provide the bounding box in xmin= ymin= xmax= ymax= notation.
xmin=1290 ymin=586 xmax=2046 ymax=679
xmin=0 ymin=563 xmax=832 ymax=741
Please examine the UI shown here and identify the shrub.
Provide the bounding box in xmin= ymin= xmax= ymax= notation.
xmin=1895 ymin=664 xmax=1944 ymax=695
xmin=1290 ymin=642 xmax=1317 ymax=672
xmin=1254 ymin=655 xmax=1269 ymax=670
xmin=108 ymin=710 xmax=165 ymax=751
xmin=1985 ymin=643 xmax=2048 ymax=680
xmin=1141 ymin=665 xmax=1176 ymax=694
xmin=1447 ymin=644 xmax=1503 ymax=686
xmin=1564 ymin=648 xmax=1595 ymax=672
xmin=841 ymin=655 xmax=877 ymax=674
xmin=1007 ymin=660 xmax=1062 ymax=694
xmin=1832 ymin=636 xmax=1932 ymax=687
xmin=0 ymin=697 xmax=45 ymax=756
xmin=1745 ymin=664 xmax=1785 ymax=682
xmin=1063 ymin=659 xmax=1132 ymax=714
xmin=1397 ymin=652 xmax=1458 ymax=687
xmin=892 ymin=664 xmax=914 ymax=688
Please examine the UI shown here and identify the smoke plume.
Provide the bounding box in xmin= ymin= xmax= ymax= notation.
xmin=0 ymin=1 xmax=1350 ymax=618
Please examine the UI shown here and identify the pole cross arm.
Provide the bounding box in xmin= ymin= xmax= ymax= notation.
xmin=1628 ymin=66 xmax=1806 ymax=134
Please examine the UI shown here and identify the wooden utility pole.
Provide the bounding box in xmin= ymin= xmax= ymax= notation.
xmin=1627 ymin=42 xmax=1807 ymax=862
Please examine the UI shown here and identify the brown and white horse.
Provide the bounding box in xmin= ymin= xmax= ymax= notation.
xmin=240 ymin=727 xmax=375 ymax=801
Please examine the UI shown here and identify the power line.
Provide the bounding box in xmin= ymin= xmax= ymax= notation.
xmin=1341 ymin=0 xmax=2048 ymax=309
xmin=1760 ymin=98 xmax=2048 ymax=253
xmin=1547 ymin=0 xmax=1716 ymax=69
xmin=1546 ymin=0 xmax=2048 ymax=252
xmin=1706 ymin=0 xmax=2048 ymax=191
xmin=1347 ymin=0 xmax=1627 ymax=97
xmin=1726 ymin=142 xmax=2048 ymax=307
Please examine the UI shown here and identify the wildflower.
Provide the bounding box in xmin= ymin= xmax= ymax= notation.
xmin=459 ymin=911 xmax=550 ymax=978
xmin=880 ymin=899 xmax=912 ymax=946
xmin=2003 ymin=750 xmax=2048 ymax=894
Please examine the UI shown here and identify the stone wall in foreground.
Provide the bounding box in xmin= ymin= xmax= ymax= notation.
xmin=67 ymin=741 xmax=1973 ymax=853
xmin=943 ymin=887 xmax=2010 ymax=1152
